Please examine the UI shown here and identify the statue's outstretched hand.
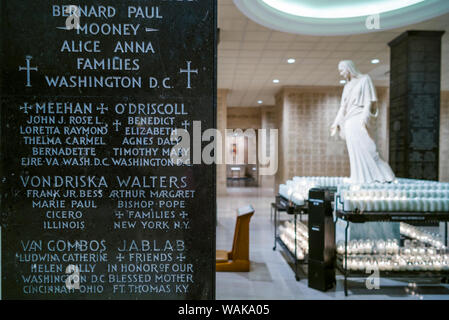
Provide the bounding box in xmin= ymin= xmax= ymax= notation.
xmin=361 ymin=122 xmax=368 ymax=131
xmin=330 ymin=124 xmax=338 ymax=137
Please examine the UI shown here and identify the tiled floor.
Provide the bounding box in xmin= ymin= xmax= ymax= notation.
xmin=216 ymin=187 xmax=449 ymax=300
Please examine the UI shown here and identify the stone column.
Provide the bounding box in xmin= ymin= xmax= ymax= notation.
xmin=260 ymin=106 xmax=277 ymax=189
xmin=388 ymin=31 xmax=445 ymax=180
xmin=217 ymin=89 xmax=228 ymax=195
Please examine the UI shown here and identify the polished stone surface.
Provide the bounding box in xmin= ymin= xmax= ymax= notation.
xmin=1 ymin=0 xmax=216 ymax=299
xmin=388 ymin=31 xmax=444 ymax=180
xmin=216 ymin=187 xmax=449 ymax=300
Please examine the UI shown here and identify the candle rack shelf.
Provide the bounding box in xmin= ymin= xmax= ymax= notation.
xmin=336 ymin=210 xmax=449 ymax=223
xmin=273 ymin=190 xmax=449 ymax=293
xmin=336 ymin=255 xmax=449 ymax=277
xmin=335 ymin=194 xmax=449 ymax=296
xmin=273 ymin=195 xmax=308 ymax=281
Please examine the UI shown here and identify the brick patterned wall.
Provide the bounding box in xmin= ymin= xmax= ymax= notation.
xmin=275 ymin=92 xmax=287 ymax=189
xmin=260 ymin=106 xmax=277 ymax=157
xmin=217 ymin=89 xmax=228 ymax=195
xmin=440 ymin=91 xmax=449 ymax=182
xmin=261 ymin=106 xmax=277 ymax=129
xmin=275 ymin=86 xmax=390 ymax=189
xmin=260 ymin=106 xmax=277 ymax=189
xmin=227 ymin=107 xmax=261 ymax=129
xmin=219 ymin=88 xmax=447 ymax=188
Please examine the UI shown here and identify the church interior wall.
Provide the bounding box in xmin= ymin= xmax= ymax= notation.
xmin=440 ymin=91 xmax=449 ymax=182
xmin=274 ymin=86 xmax=390 ymax=190
xmin=219 ymin=88 xmax=449 ymax=190
xmin=217 ymin=89 xmax=228 ymax=195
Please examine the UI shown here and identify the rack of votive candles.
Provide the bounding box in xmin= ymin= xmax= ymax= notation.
xmin=341 ymin=253 xmax=449 ymax=272
xmin=292 ymin=176 xmax=349 ymax=188
xmin=278 ymin=181 xmax=294 ymax=200
xmin=336 ymin=182 xmax=449 ymax=212
xmin=400 ymin=223 xmax=446 ymax=249
xmin=337 ymin=239 xmax=449 ymax=272
xmin=278 ymin=180 xmax=318 ymax=206
xmin=279 ymin=176 xmax=350 ymax=205
xmin=278 ymin=220 xmax=308 ymax=260
xmin=336 ymin=239 xmax=400 ymax=256
xmin=337 ymin=179 xmax=449 ymax=190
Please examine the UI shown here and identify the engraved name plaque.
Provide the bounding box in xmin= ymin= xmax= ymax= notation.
xmin=0 ymin=0 xmax=216 ymax=300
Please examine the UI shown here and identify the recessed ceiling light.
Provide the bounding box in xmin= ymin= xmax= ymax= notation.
xmin=273 ymin=79 xmax=280 ymax=83
xmin=287 ymin=58 xmax=296 ymax=64
xmin=340 ymin=80 xmax=346 ymax=84
xmin=258 ymin=100 xmax=263 ymax=104
xmin=371 ymin=59 xmax=380 ymax=64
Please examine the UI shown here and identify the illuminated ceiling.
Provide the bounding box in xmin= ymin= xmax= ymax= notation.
xmin=218 ymin=0 xmax=449 ymax=107
xmin=260 ymin=0 xmax=426 ymax=19
xmin=233 ymin=0 xmax=449 ymax=35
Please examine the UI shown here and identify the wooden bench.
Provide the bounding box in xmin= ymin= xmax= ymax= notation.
xmin=216 ymin=205 xmax=254 ymax=272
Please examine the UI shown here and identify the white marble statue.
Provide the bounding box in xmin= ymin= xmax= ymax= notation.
xmin=331 ymin=60 xmax=395 ymax=184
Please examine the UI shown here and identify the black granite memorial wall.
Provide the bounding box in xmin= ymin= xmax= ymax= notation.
xmin=0 ymin=0 xmax=216 ymax=299
xmin=388 ymin=30 xmax=444 ymax=180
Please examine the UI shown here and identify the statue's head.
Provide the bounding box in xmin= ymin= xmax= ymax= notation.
xmin=338 ymin=60 xmax=362 ymax=80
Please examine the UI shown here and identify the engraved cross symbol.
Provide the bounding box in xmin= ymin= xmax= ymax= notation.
xmin=20 ymin=102 xmax=33 ymax=114
xmin=182 ymin=120 xmax=190 ymax=130
xmin=179 ymin=61 xmax=198 ymax=89
xmin=18 ymin=56 xmax=38 ymax=87
xmin=176 ymin=253 xmax=186 ymax=262
xmin=116 ymin=254 xmax=124 ymax=262
xmin=96 ymin=103 xmax=108 ymax=114
xmin=113 ymin=120 xmax=122 ymax=132
xmin=179 ymin=211 xmax=188 ymax=219
xmin=115 ymin=211 xmax=123 ymax=219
